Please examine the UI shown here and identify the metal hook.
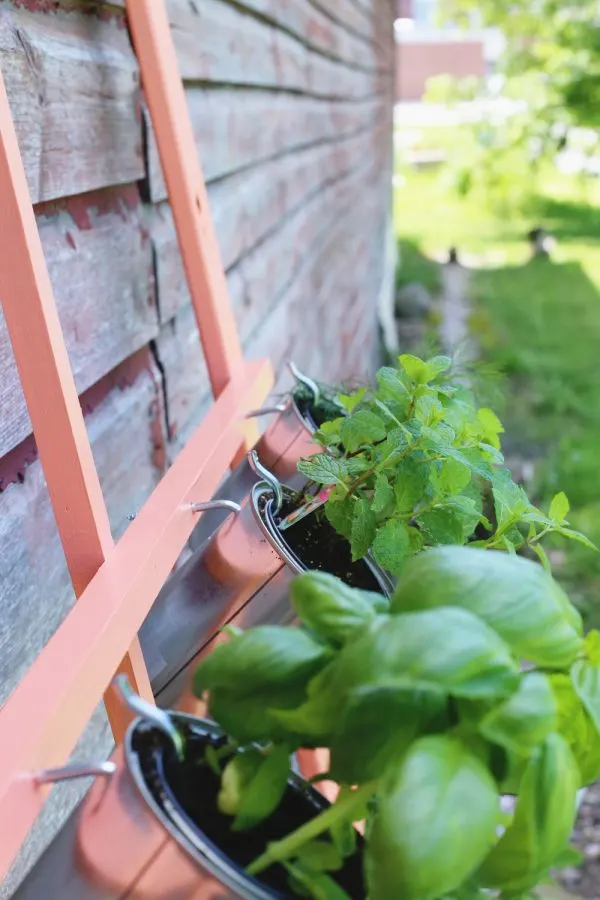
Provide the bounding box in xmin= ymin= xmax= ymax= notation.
xmin=34 ymin=761 xmax=116 ymax=785
xmin=244 ymin=402 xmax=289 ymax=419
xmin=247 ymin=450 xmax=283 ymax=513
xmin=190 ymin=500 xmax=241 ymax=515
xmin=288 ymin=361 xmax=320 ymax=405
xmin=115 ymin=675 xmax=184 ymax=760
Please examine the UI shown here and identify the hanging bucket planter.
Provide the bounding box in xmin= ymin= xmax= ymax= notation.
xmin=189 ymin=363 xmax=344 ymax=553
xmin=21 ymin=697 xmax=363 ymax=900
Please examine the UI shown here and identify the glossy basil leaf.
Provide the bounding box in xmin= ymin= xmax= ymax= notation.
xmin=585 ymin=629 xmax=600 ymax=664
xmin=218 ymin=749 xmax=263 ymax=816
xmin=571 ymin=659 xmax=600 ymax=734
xmin=284 ymin=862 xmax=352 ymax=900
xmin=550 ymin=673 xmax=600 ymax=787
xmin=478 ymin=672 xmax=557 ymax=757
xmin=290 ymin=572 xmax=377 ymax=646
xmin=340 ymin=410 xmax=386 ymax=453
xmin=193 ymin=626 xmax=331 ymax=698
xmin=231 ymin=744 xmax=291 ymax=831
xmin=391 ymin=547 xmax=584 ymax=668
xmin=295 ymin=840 xmax=344 ymax=872
xmin=208 ymin=682 xmax=309 ymax=744
xmin=329 ymin=684 xmax=447 ymax=784
xmin=366 ymin=736 xmax=499 ymax=900
xmin=277 ymin=610 xmax=518 ymax=743
xmin=476 ymin=734 xmax=580 ymax=893
xmin=330 ymin=788 xmax=358 ymax=858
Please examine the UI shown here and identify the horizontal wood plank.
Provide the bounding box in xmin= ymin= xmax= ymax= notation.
xmin=149 ymin=115 xmax=387 ymax=321
xmin=0 ymin=188 xmax=158 ymax=459
xmin=0 ymin=4 xmax=143 ymax=203
xmin=167 ymin=0 xmax=386 ymax=75
xmin=146 ymin=89 xmax=383 ymax=201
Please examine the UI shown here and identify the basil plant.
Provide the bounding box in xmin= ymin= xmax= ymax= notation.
xmin=296 ymin=354 xmax=594 ymax=576
xmin=194 ymin=547 xmax=600 ymax=900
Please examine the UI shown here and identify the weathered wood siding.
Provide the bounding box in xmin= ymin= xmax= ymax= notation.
xmin=0 ymin=0 xmax=394 ymax=892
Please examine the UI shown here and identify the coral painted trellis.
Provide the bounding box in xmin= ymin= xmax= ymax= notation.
xmin=0 ymin=0 xmax=272 ymax=879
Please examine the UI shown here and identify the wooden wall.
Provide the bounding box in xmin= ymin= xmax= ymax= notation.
xmin=0 ymin=0 xmax=394 ymax=892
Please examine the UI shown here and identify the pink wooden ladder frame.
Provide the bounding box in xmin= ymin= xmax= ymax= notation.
xmin=0 ymin=0 xmax=272 ymax=878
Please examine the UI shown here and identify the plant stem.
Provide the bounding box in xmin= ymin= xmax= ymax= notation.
xmin=245 ymin=781 xmax=376 ymax=877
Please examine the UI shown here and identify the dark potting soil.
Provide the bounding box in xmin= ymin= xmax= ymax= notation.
xmin=133 ymin=722 xmax=365 ymax=899
xmin=267 ymin=495 xmax=385 ymax=593
xmin=292 ymin=386 xmax=344 ymax=431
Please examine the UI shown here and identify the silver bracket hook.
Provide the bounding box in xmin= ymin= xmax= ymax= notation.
xmin=115 ymin=675 xmax=184 ymax=760
xmin=288 ymin=361 xmax=320 ymax=405
xmin=190 ymin=499 xmax=241 ymax=515
xmin=244 ymin=401 xmax=289 ymax=419
xmin=34 ymin=761 xmax=116 ymax=785
xmin=248 ymin=450 xmax=283 ymax=514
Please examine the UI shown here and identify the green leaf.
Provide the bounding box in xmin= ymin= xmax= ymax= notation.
xmin=399 ymin=353 xmax=431 ymax=384
xmin=193 ymin=626 xmax=331 ymax=698
xmin=336 ymin=388 xmax=366 ymax=413
xmin=284 ymin=862 xmax=352 ymax=900
xmin=477 ymin=407 xmax=505 ymax=450
xmin=477 ymin=734 xmax=580 ymax=893
xmin=491 ymin=469 xmax=532 ymax=529
xmin=366 ymin=736 xmax=499 ymax=900
xmin=315 ymin=418 xmax=344 ymax=447
xmin=340 ymin=410 xmax=386 ymax=453
xmin=231 ymin=744 xmax=291 ymax=831
xmin=330 ymin=788 xmax=358 ymax=858
xmin=218 ymin=749 xmax=263 ymax=816
xmin=325 ymin=494 xmax=354 ymax=540
xmin=329 ymin=684 xmax=447 ymax=783
xmin=553 ymin=844 xmax=584 ymax=868
xmin=371 ymin=472 xmax=394 ymax=514
xmin=290 ymin=571 xmax=377 ymax=646
xmin=417 ymin=506 xmax=466 ymax=545
xmin=585 ymin=629 xmax=600 ymax=664
xmin=551 ymin=672 xmax=600 ymax=786
xmin=350 ymin=498 xmax=376 ymax=561
xmin=376 ymin=365 xmax=409 ymax=398
xmin=295 ymin=840 xmax=344 ymax=872
xmin=372 ymin=519 xmax=411 ymax=575
xmin=209 ymin=683 xmax=309 ymax=744
xmin=549 ymin=491 xmax=570 ymax=524
xmin=297 ymin=454 xmax=353 ymax=486
xmin=425 ymin=354 xmax=453 ymax=378
xmin=571 ymin=659 xmax=600 ymax=734
xmin=434 ymin=458 xmax=472 ymax=495
xmin=479 ymin=672 xmax=557 ymax=756
xmin=552 ymin=524 xmax=598 ymax=550
xmin=394 ymin=459 xmax=429 ymax=512
xmin=531 ymin=542 xmax=552 ymax=575
xmin=391 ymin=547 xmax=584 ymax=669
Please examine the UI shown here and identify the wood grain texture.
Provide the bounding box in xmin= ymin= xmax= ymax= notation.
xmin=167 ymin=0 xmax=387 ymax=75
xmin=149 ymin=115 xmax=387 ymax=322
xmin=0 ymin=3 xmax=143 ymax=203
xmin=145 ymin=88 xmax=383 ymax=202
xmin=0 ymin=187 xmax=157 ymax=459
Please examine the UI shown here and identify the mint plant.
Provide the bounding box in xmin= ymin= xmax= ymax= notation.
xmin=296 ymin=354 xmax=594 ymax=576
xmin=193 ymin=548 xmax=600 ymax=900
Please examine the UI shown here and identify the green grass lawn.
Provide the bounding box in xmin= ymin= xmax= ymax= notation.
xmin=395 ymin=161 xmax=600 ymax=622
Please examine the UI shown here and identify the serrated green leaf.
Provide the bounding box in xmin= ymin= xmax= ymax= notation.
xmin=372 ymin=519 xmax=411 ymax=575
xmin=414 ymin=392 xmax=444 ymax=424
xmin=366 ymin=736 xmax=499 ymax=900
xmin=376 ymin=366 xmax=409 ymax=397
xmin=290 ymin=571 xmax=377 ymax=646
xmin=434 ymin=458 xmax=472 ymax=495
xmin=391 ymin=547 xmax=584 ymax=668
xmin=549 ymin=492 xmax=570 ymax=524
xmin=491 ymin=469 xmax=532 ymax=529
xmin=394 ymin=459 xmax=429 ymax=512
xmin=477 ymin=407 xmax=505 ymax=450
xmin=552 ymin=525 xmax=598 ymax=550
xmin=336 ymin=388 xmax=366 ymax=413
xmin=476 ymin=734 xmax=579 ymax=893
xmin=350 ymin=498 xmax=376 ymax=561
xmin=425 ymin=355 xmax=452 ymax=378
xmin=371 ymin=472 xmax=394 ymax=514
xmin=315 ymin=418 xmax=344 ymax=447
xmin=325 ymin=494 xmax=354 ymax=540
xmin=340 ymin=410 xmax=386 ymax=453
xmin=479 ymin=672 xmax=557 ymax=756
xmin=399 ymin=353 xmax=430 ymax=384
xmin=417 ymin=507 xmax=466 ymax=545
xmin=297 ymin=454 xmax=353 ymax=486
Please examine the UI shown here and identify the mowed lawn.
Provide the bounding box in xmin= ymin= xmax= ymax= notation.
xmin=394 ymin=158 xmax=600 ymax=622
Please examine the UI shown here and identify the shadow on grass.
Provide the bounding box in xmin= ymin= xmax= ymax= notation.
xmin=532 ymin=193 xmax=600 ymax=243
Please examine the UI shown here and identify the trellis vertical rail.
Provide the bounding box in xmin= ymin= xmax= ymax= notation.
xmin=0 ymin=69 xmax=154 ymax=740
